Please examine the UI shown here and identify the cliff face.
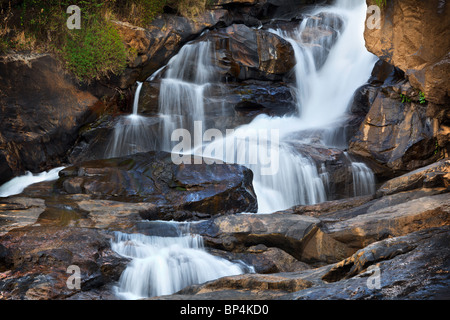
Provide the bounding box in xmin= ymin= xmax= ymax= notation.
xmin=349 ymin=0 xmax=449 ymax=174
xmin=364 ymin=0 xmax=449 ymax=105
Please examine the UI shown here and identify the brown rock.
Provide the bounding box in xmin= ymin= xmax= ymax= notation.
xmin=199 ymin=24 xmax=296 ymax=81
xmin=0 ymin=225 xmax=128 ymax=299
xmin=349 ymin=84 xmax=438 ymax=172
xmin=320 ymin=193 xmax=450 ymax=255
xmin=377 ymin=158 xmax=450 ymax=197
xmin=0 ymin=54 xmax=98 ymax=185
xmin=364 ymin=0 xmax=450 ymax=105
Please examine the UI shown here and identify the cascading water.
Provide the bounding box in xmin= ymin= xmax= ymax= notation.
xmin=186 ymin=0 xmax=378 ymax=212
xmin=0 ymin=167 xmax=65 ymax=198
xmin=158 ymin=40 xmax=224 ymax=152
xmin=351 ymin=162 xmax=376 ymax=196
xmin=104 ymin=81 xmax=157 ymax=158
xmin=111 ymin=222 xmax=251 ymax=299
xmin=106 ymin=0 xmax=378 ymax=298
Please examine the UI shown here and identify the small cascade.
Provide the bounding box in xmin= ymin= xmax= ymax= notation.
xmin=111 ymin=222 xmax=251 ymax=299
xmin=0 ymin=167 xmax=65 ymax=198
xmin=319 ymin=163 xmax=331 ymax=196
xmin=343 ymin=152 xmax=376 ymax=197
xmin=158 ymin=41 xmax=224 ymax=152
xmin=104 ymin=82 xmax=157 ymax=158
xmin=350 ymin=161 xmax=376 ymax=197
xmin=131 ymin=81 xmax=143 ymax=115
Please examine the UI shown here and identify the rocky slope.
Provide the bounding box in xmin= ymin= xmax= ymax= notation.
xmin=0 ymin=0 xmax=449 ymax=300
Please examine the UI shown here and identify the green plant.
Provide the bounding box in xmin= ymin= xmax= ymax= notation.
xmin=434 ymin=140 xmax=440 ymax=155
xmin=419 ymin=91 xmax=427 ymax=104
xmin=61 ymin=17 xmax=127 ymax=82
xmin=373 ymin=0 xmax=387 ymax=8
xmin=400 ymin=93 xmax=411 ymax=103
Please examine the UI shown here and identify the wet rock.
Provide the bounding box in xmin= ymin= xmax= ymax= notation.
xmin=199 ymin=24 xmax=296 ymax=81
xmin=191 ymin=213 xmax=320 ymax=260
xmin=312 ymin=193 xmax=450 ymax=262
xmin=113 ymin=9 xmax=233 ymax=85
xmin=170 ymin=272 xmax=314 ymax=299
xmin=210 ymin=245 xmax=311 ymax=274
xmin=0 ymin=197 xmax=46 ymax=236
xmin=291 ymin=226 xmax=450 ymax=299
xmin=277 ymin=195 xmax=374 ymax=217
xmin=58 ymin=151 xmax=258 ymax=220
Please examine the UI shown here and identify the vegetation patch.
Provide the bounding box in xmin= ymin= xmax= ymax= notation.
xmin=0 ymin=0 xmax=210 ymax=82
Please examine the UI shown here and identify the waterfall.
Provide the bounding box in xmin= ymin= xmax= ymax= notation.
xmin=104 ymin=81 xmax=157 ymax=158
xmin=186 ymin=0 xmax=378 ymax=212
xmin=351 ymin=162 xmax=376 ymax=197
xmin=111 ymin=222 xmax=251 ymax=299
xmin=97 ymin=0 xmax=378 ymax=298
xmin=132 ymin=81 xmax=143 ymax=115
xmin=158 ymin=41 xmax=223 ymax=152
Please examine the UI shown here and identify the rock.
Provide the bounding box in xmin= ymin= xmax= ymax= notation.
xmin=348 ymin=84 xmax=380 ymax=116
xmin=277 ymin=195 xmax=374 ymax=217
xmin=364 ymin=0 xmax=450 ymax=105
xmin=199 ymin=24 xmax=296 ymax=81
xmin=377 ymin=158 xmax=450 ymax=197
xmin=210 ymin=245 xmax=311 ymax=274
xmin=154 ymin=226 xmax=450 ymax=300
xmin=165 ymin=272 xmax=314 ymax=300
xmin=348 ymin=81 xmax=439 ymax=173
xmin=312 ymin=193 xmax=450 ymax=261
xmin=0 ymin=197 xmax=46 ymax=236
xmin=291 ymin=226 xmax=450 ymax=299
xmin=226 ymin=80 xmax=296 ymax=117
xmin=191 ymin=213 xmax=321 ymax=260
xmin=0 ymin=54 xmax=98 ymax=185
xmin=58 ymin=151 xmax=258 ymax=220
xmin=116 ymin=10 xmax=233 ymax=85
xmin=0 ymin=225 xmax=129 ymax=299
xmin=189 ymin=191 xmax=447 ymax=267
xmin=362 ymin=0 xmax=450 ymax=163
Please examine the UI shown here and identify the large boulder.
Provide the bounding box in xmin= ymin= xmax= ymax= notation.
xmin=191 ymin=213 xmax=322 ymax=260
xmin=58 ymin=151 xmax=258 ymax=220
xmin=313 ymin=193 xmax=450 ymax=261
xmin=348 ymin=79 xmax=440 ymax=174
xmin=199 ymin=24 xmax=296 ymax=81
xmin=0 ymin=54 xmax=98 ymax=185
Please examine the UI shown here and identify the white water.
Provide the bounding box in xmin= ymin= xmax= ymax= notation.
xmin=104 ymin=81 xmax=158 ymax=158
xmin=158 ymin=41 xmax=224 ymax=151
xmin=351 ymin=162 xmax=376 ymax=196
xmin=111 ymin=222 xmax=251 ymax=299
xmin=181 ymin=0 xmax=377 ymax=213
xmin=0 ymin=166 xmax=64 ymax=197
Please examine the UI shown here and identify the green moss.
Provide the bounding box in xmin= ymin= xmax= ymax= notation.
xmin=372 ymin=0 xmax=387 ymax=8
xmin=61 ymin=17 xmax=127 ymax=82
